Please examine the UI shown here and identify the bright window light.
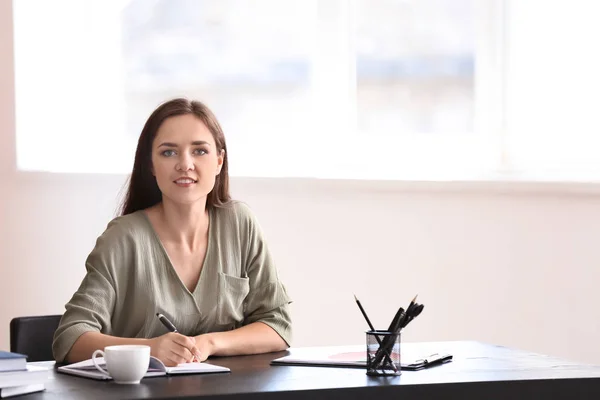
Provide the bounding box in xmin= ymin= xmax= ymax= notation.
xmin=16 ymin=1 xmax=599 ymax=182
xmin=13 ymin=0 xmax=482 ymax=179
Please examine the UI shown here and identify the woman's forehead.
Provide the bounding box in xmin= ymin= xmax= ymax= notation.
xmin=155 ymin=114 xmax=215 ymax=145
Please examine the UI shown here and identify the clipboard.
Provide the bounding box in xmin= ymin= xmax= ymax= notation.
xmin=270 ymin=348 xmax=452 ymax=371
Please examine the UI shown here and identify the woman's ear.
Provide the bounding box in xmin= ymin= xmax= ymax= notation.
xmin=216 ymin=149 xmax=225 ymax=175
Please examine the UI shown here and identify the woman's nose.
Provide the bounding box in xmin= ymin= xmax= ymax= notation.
xmin=176 ymin=153 xmax=194 ymax=171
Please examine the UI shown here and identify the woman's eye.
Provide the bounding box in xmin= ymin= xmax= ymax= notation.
xmin=161 ymin=149 xmax=176 ymax=157
xmin=194 ymin=148 xmax=207 ymax=156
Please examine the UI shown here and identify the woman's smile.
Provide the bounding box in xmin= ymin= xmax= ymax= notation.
xmin=174 ymin=177 xmax=198 ymax=187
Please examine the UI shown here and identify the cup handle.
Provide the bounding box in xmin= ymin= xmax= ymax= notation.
xmin=92 ymin=349 xmax=111 ymax=378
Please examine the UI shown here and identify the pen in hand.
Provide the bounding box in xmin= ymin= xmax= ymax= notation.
xmin=156 ymin=313 xmax=200 ymax=363
xmin=156 ymin=313 xmax=178 ymax=332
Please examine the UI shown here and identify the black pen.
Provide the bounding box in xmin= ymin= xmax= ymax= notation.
xmin=373 ymin=295 xmax=419 ymax=367
xmin=156 ymin=313 xmax=202 ymax=362
xmin=397 ymin=294 xmax=419 ymax=330
xmin=387 ymin=307 xmax=405 ymax=333
xmin=402 ymin=303 xmax=425 ymax=329
xmin=371 ymin=307 xmax=404 ymax=368
xmin=156 ymin=313 xmax=178 ymax=332
xmin=354 ymin=295 xmax=397 ymax=372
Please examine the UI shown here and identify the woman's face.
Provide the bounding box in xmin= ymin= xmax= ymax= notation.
xmin=151 ymin=114 xmax=224 ymax=207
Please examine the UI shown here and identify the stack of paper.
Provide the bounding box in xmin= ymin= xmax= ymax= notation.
xmin=0 ymin=351 xmax=50 ymax=398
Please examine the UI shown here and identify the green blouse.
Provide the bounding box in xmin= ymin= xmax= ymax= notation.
xmin=52 ymin=201 xmax=292 ymax=362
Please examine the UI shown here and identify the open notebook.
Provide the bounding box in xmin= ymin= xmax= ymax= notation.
xmin=57 ymin=356 xmax=230 ymax=380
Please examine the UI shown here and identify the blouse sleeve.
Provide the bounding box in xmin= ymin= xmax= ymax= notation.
xmin=51 ymin=219 xmax=127 ymax=362
xmin=239 ymin=204 xmax=293 ymax=345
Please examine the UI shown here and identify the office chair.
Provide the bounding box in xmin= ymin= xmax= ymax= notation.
xmin=10 ymin=315 xmax=62 ymax=362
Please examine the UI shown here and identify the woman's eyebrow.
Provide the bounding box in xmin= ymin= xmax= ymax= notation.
xmin=191 ymin=140 xmax=211 ymax=146
xmin=157 ymin=140 xmax=211 ymax=148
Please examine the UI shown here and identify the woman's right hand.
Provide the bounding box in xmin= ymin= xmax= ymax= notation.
xmin=148 ymin=332 xmax=202 ymax=367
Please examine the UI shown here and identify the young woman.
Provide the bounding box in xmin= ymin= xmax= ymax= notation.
xmin=53 ymin=98 xmax=292 ymax=366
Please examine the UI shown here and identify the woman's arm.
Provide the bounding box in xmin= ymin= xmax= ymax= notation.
xmin=66 ymin=332 xmax=152 ymax=363
xmin=193 ymin=321 xmax=287 ymax=361
xmin=67 ymin=331 xmax=201 ymax=367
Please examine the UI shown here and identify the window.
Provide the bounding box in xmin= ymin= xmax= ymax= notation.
xmin=504 ymin=0 xmax=600 ymax=180
xmin=14 ymin=0 xmax=319 ymax=176
xmin=350 ymin=0 xmax=482 ymax=179
xmin=356 ymin=0 xmax=474 ymax=137
xmin=120 ymin=0 xmax=319 ymax=177
xmin=16 ymin=1 xmax=597 ymax=182
xmin=13 ymin=0 xmax=484 ymax=178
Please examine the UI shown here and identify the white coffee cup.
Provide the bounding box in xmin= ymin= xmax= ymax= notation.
xmin=92 ymin=345 xmax=151 ymax=384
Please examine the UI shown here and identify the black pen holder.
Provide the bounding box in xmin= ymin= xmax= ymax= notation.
xmin=366 ymin=330 xmax=401 ymax=376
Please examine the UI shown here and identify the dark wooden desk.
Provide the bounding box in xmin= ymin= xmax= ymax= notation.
xmin=24 ymin=341 xmax=600 ymax=399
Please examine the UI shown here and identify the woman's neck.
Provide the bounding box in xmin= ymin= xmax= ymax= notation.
xmin=155 ymin=199 xmax=209 ymax=250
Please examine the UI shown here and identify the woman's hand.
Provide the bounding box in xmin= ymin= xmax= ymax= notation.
xmin=148 ymin=332 xmax=202 ymax=367
xmin=191 ymin=334 xmax=215 ymax=362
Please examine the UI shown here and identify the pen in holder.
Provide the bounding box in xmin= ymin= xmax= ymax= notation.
xmin=366 ymin=330 xmax=401 ymax=376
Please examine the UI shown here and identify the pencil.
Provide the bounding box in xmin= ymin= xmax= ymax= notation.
xmin=354 ymin=294 xmax=398 ymax=372
xmin=407 ymin=294 xmax=418 ymax=314
xmin=397 ymin=294 xmax=419 ymax=330
xmin=354 ymin=294 xmax=375 ymax=331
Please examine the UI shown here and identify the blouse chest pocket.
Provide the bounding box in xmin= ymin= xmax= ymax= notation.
xmin=216 ymin=272 xmax=250 ymax=326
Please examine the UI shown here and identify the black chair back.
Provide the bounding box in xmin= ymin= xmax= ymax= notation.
xmin=10 ymin=315 xmax=62 ymax=361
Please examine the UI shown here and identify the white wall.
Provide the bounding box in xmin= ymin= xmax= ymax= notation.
xmin=2 ymin=1 xmax=600 ymax=364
